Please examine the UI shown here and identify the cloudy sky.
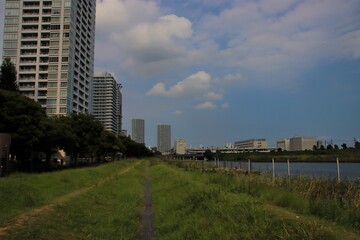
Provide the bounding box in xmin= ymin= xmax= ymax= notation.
xmin=1 ymin=0 xmax=360 ymax=148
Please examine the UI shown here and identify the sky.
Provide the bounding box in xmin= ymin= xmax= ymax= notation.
xmin=1 ymin=0 xmax=360 ymax=148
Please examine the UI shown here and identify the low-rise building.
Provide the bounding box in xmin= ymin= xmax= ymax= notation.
xmin=234 ymin=139 xmax=268 ymax=150
xmin=277 ymin=138 xmax=290 ymax=151
xmin=289 ymin=136 xmax=317 ymax=151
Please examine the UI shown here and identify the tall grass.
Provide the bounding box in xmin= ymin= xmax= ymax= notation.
xmin=150 ymin=162 xmax=334 ymax=239
xmin=168 ymin=160 xmax=360 ymax=231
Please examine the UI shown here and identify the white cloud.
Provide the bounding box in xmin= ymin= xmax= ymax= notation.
xmin=147 ymin=71 xmax=212 ymax=97
xmin=200 ymin=0 xmax=360 ymax=72
xmin=195 ymin=101 xmax=217 ymax=110
xmin=173 ymin=110 xmax=183 ymax=115
xmin=206 ymin=92 xmax=223 ymax=100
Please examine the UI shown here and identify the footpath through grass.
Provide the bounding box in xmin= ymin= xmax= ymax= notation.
xmin=1 ymin=160 xmax=146 ymax=239
xmin=1 ymin=159 xmax=359 ymax=239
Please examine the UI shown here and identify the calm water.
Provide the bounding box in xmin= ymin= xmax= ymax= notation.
xmin=215 ymin=161 xmax=360 ymax=180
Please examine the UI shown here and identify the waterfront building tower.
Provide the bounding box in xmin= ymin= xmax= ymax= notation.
xmin=2 ymin=0 xmax=96 ymax=115
xmin=93 ymin=72 xmax=122 ymax=135
xmin=157 ymin=124 xmax=171 ymax=153
xmin=131 ymin=119 xmax=145 ymax=144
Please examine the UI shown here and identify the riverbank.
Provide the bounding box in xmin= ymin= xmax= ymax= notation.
xmin=219 ymin=150 xmax=360 ymax=162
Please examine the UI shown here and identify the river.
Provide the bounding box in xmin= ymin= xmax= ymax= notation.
xmin=214 ymin=160 xmax=360 ymax=180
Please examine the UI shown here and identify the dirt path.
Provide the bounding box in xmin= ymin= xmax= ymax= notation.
xmin=141 ymin=164 xmax=154 ymax=240
xmin=0 ymin=161 xmax=141 ymax=237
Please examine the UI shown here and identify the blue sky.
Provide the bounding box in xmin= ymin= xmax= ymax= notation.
xmin=1 ymin=0 xmax=360 ymax=148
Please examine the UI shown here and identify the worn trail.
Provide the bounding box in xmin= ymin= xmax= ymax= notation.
xmin=141 ymin=164 xmax=154 ymax=240
xmin=0 ymin=161 xmax=141 ymax=237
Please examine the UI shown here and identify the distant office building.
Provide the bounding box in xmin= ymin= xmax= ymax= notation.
xmin=175 ymin=139 xmax=186 ymax=155
xmin=2 ymin=0 xmax=96 ymax=115
xmin=157 ymin=124 xmax=171 ymax=153
xmin=234 ymin=139 xmax=268 ymax=150
xmin=93 ymin=72 xmax=122 ymax=135
xmin=290 ymin=136 xmax=317 ymax=151
xmin=277 ymin=138 xmax=290 ymax=151
xmin=131 ymin=119 xmax=145 ymax=144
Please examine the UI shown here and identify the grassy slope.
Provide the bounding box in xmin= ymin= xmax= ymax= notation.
xmin=0 ymin=160 xmax=138 ymax=225
xmin=149 ymin=162 xmax=339 ymax=240
xmin=1 ymin=159 xmax=359 ymax=239
xmin=2 ymin=160 xmax=146 ymax=240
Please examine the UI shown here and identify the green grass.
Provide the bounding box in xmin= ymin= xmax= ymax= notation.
xmin=168 ymin=160 xmax=360 ymax=232
xmin=0 ymin=160 xmax=138 ymax=225
xmin=2 ymin=159 xmax=359 ymax=239
xmin=2 ymin=160 xmax=146 ymax=240
xmin=150 ymin=162 xmax=335 ymax=239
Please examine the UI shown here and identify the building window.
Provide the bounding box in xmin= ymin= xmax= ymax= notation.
xmin=5 ymin=18 xmax=19 ymax=24
xmin=49 ymin=57 xmax=59 ymax=63
xmin=47 ymin=99 xmax=57 ymax=105
xmin=50 ymin=25 xmax=60 ymax=30
xmin=48 ymin=73 xmax=58 ymax=79
xmin=4 ymin=34 xmax=17 ymax=40
xmin=6 ymin=2 xmax=20 ymax=8
xmin=4 ymin=26 xmax=18 ymax=32
xmin=52 ymin=9 xmax=61 ymax=15
xmin=47 ymin=82 xmax=58 ymax=88
xmin=3 ymin=42 xmax=17 ymax=48
xmin=46 ymin=108 xmax=57 ymax=114
xmin=47 ymin=91 xmax=57 ymax=97
xmin=3 ymin=50 xmax=17 ymax=56
xmin=5 ymin=9 xmax=19 ymax=16
xmin=60 ymin=90 xmax=67 ymax=97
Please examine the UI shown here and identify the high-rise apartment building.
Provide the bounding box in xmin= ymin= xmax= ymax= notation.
xmin=157 ymin=124 xmax=171 ymax=153
xmin=131 ymin=119 xmax=145 ymax=144
xmin=93 ymin=72 xmax=122 ymax=135
xmin=2 ymin=0 xmax=96 ymax=115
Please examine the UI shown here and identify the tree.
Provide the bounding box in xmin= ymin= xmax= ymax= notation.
xmin=204 ymin=149 xmax=214 ymax=160
xmin=66 ymin=113 xmax=104 ymax=165
xmin=341 ymin=143 xmax=347 ymax=150
xmin=326 ymin=144 xmax=333 ymax=150
xmin=334 ymin=144 xmax=339 ymax=150
xmin=96 ymin=130 xmax=125 ymax=161
xmin=38 ymin=116 xmax=77 ymax=170
xmin=0 ymin=58 xmax=18 ymax=92
xmin=0 ymin=90 xmax=47 ymax=171
xmin=355 ymin=141 xmax=360 ymax=150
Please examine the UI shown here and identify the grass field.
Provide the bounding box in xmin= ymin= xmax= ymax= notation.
xmin=1 ymin=158 xmax=359 ymax=239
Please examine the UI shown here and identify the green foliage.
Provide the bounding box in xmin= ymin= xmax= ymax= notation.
xmin=0 ymin=90 xmax=47 ymax=169
xmin=204 ymin=149 xmax=214 ymax=160
xmin=119 ymin=135 xmax=153 ymax=158
xmin=0 ymin=58 xmax=18 ymax=92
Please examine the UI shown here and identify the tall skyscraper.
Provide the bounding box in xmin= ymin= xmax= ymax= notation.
xmin=131 ymin=119 xmax=145 ymax=144
xmin=93 ymin=72 xmax=122 ymax=135
xmin=157 ymin=124 xmax=171 ymax=153
xmin=2 ymin=0 xmax=96 ymax=115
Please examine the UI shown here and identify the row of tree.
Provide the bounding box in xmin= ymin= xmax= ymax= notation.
xmin=0 ymin=89 xmax=154 ymax=173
